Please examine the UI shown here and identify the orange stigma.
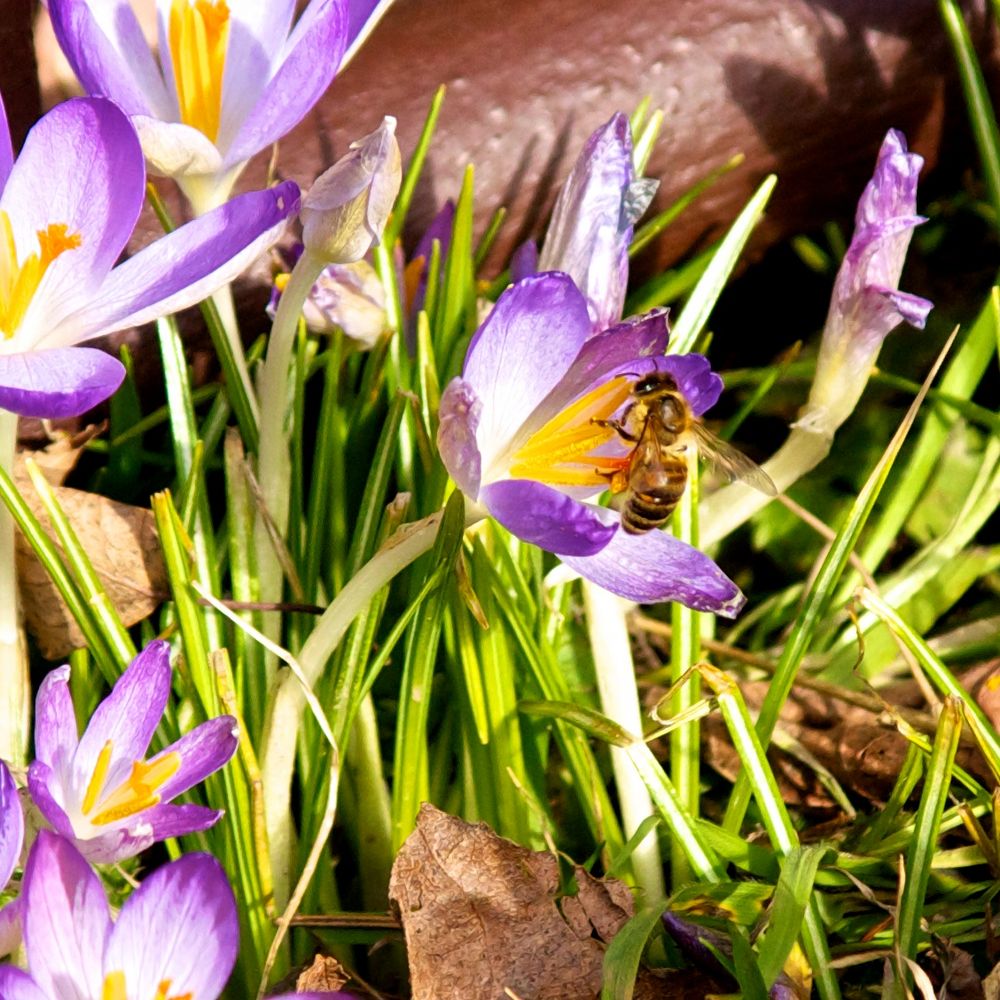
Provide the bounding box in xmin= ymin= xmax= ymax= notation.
xmin=82 ymin=740 xmax=182 ymax=826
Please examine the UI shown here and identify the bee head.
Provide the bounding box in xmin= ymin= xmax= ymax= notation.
xmin=633 ymin=371 xmax=677 ymax=397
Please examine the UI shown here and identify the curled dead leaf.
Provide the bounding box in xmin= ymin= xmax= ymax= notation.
xmin=388 ymin=804 xmax=633 ymax=1000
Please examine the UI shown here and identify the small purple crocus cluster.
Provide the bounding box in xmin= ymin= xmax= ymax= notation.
xmin=0 ymin=644 xmax=353 ymax=999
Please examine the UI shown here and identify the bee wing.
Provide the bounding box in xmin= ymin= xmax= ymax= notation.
xmin=689 ymin=422 xmax=777 ymax=496
xmin=627 ymin=417 xmax=672 ymax=494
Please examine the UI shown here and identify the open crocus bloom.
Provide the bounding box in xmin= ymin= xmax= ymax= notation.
xmin=0 ymin=94 xmax=297 ymax=419
xmin=801 ymin=129 xmax=932 ymax=435
xmin=0 ymin=761 xmax=23 ymax=957
xmin=437 ymin=272 xmax=744 ymax=615
xmin=27 ymin=642 xmax=239 ymax=864
xmin=48 ymin=0 xmax=392 ymax=212
xmin=0 ymin=831 xmax=352 ymax=1000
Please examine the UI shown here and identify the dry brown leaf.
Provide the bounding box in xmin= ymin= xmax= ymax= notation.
xmin=13 ymin=460 xmax=167 ymax=659
xmin=295 ymin=954 xmax=350 ymax=993
xmin=388 ymin=804 xmax=633 ymax=1000
xmin=19 ymin=425 xmax=105 ymax=486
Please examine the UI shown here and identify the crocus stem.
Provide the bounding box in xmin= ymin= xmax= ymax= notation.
xmin=0 ymin=409 xmax=28 ymax=765
xmin=698 ymin=423 xmax=831 ymax=547
xmin=255 ymin=249 xmax=326 ymax=610
xmin=583 ymin=582 xmax=666 ymax=903
xmin=260 ymin=504 xmax=484 ymax=905
xmin=211 ymin=284 xmax=261 ymax=424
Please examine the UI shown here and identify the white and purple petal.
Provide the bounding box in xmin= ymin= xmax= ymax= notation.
xmin=33 ymin=666 xmax=78 ymax=778
xmin=25 ymin=763 xmax=77 ymax=840
xmin=106 ymin=853 xmax=238 ymax=1000
xmin=134 ymin=802 xmax=224 ymax=842
xmin=2 ymin=98 xmax=145 ymax=342
xmin=0 ymin=92 xmax=13 ymax=192
xmin=0 ymin=966 xmax=47 ymax=1000
xmin=437 ymin=378 xmax=483 ymax=499
xmin=155 ymin=715 xmax=239 ymax=801
xmin=0 ymin=762 xmax=23 ymax=889
xmin=132 ymin=116 xmax=225 ymax=181
xmin=538 ymin=112 xmax=644 ymax=331
xmin=48 ymin=0 xmax=165 ymax=117
xmin=480 ymin=480 xmax=617 ymax=556
xmin=342 ymin=0 xmax=396 ymax=66
xmin=561 ymin=516 xmax=745 ymax=615
xmin=71 ymin=641 xmax=173 ymax=799
xmin=21 ymin=832 xmax=110 ymax=1000
xmin=223 ymin=0 xmax=348 ymax=168
xmin=43 ymin=181 xmax=299 ymax=347
xmin=0 ymin=348 xmax=125 ymax=419
xmin=0 ymin=898 xmax=22 ymax=959
xmin=464 ymin=273 xmax=592 ymax=473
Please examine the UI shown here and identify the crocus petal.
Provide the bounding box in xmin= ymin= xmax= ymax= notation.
xmin=0 ymin=967 xmax=47 ymax=1000
xmin=0 ymin=762 xmax=23 ymax=888
xmin=43 ymin=181 xmax=299 ymax=347
xmin=0 ymin=348 xmax=124 ymax=419
xmin=0 ymin=92 xmax=12 ymax=192
xmin=513 ymin=309 xmax=670 ymax=449
xmin=215 ymin=0 xmax=298 ymax=149
xmin=656 ymin=353 xmax=724 ymax=417
xmin=0 ymin=98 xmax=144 ymax=337
xmin=26 ymin=762 xmax=77 ymax=840
xmin=72 ymin=827 xmax=148 ymax=866
xmin=71 ymin=641 xmax=172 ymax=797
xmin=132 ymin=116 xmax=225 ymax=180
xmin=342 ymin=0 xmax=396 ymax=66
xmin=47 ymin=0 xmax=163 ymax=116
xmin=224 ymin=0 xmax=348 ymax=168
xmin=33 ymin=666 xmax=79 ymax=781
xmin=464 ymin=273 xmax=592 ymax=473
xmin=510 ymin=240 xmax=538 ymax=283
xmin=480 ymin=480 xmax=617 ymax=556
xmin=155 ymin=715 xmax=239 ymax=801
xmin=136 ymin=803 xmax=224 ymax=841
xmin=438 ymin=378 xmax=483 ymax=499
xmin=0 ymin=899 xmax=22 ymax=960
xmin=561 ymin=517 xmax=745 ymax=615
xmin=106 ymin=854 xmax=238 ymax=1000
xmin=538 ymin=112 xmax=644 ymax=331
xmin=869 ymin=285 xmax=933 ymax=329
xmin=22 ymin=831 xmax=109 ymax=1000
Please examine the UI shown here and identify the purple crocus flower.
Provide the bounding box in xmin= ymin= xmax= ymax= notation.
xmin=0 ymin=94 xmax=297 ymax=420
xmin=0 ymin=831 xmax=352 ymax=1000
xmin=801 ymin=129 xmax=933 ymax=434
xmin=437 ymin=272 xmax=744 ymax=615
xmin=47 ymin=0 xmax=392 ymax=212
xmin=0 ymin=761 xmax=23 ymax=957
xmin=536 ymin=112 xmax=658 ymax=332
xmin=27 ymin=641 xmax=239 ymax=864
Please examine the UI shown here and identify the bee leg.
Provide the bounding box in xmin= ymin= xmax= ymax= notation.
xmin=591 ymin=417 xmax=639 ymax=443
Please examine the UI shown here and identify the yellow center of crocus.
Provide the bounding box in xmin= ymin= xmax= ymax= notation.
xmin=81 ymin=740 xmax=182 ymax=826
xmin=169 ymin=0 xmax=231 ymax=142
xmin=102 ymin=972 xmax=192 ymax=1000
xmin=507 ymin=375 xmax=633 ymax=487
xmin=0 ymin=210 xmax=81 ymax=339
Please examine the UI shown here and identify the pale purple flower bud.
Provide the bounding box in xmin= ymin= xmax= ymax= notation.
xmin=0 ymin=761 xmax=23 ymax=957
xmin=303 ymin=261 xmax=388 ymax=348
xmin=301 ymin=116 xmax=402 ymax=264
xmin=801 ymin=129 xmax=933 ymax=435
xmin=538 ymin=112 xmax=658 ymax=331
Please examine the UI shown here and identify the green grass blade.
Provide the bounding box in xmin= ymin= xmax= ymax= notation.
xmin=601 ymin=902 xmax=669 ymax=1000
xmin=669 ymin=175 xmax=776 ymax=354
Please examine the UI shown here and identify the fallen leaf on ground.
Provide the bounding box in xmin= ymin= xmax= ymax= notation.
xmin=389 ymin=804 xmax=634 ymax=1000
xmin=14 ymin=460 xmax=168 ymax=658
xmin=295 ymin=954 xmax=350 ymax=993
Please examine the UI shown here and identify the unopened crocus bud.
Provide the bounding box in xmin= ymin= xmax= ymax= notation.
xmin=799 ymin=129 xmax=933 ymax=436
xmin=301 ymin=116 xmax=402 ymax=263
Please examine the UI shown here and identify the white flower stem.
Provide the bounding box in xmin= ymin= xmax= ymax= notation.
xmin=699 ymin=423 xmax=831 ymax=547
xmin=582 ymin=582 xmax=666 ymax=903
xmin=211 ymin=283 xmax=260 ymax=424
xmin=260 ymin=506 xmax=483 ymax=903
xmin=254 ymin=250 xmax=325 ymax=611
xmin=0 ymin=409 xmax=28 ymax=765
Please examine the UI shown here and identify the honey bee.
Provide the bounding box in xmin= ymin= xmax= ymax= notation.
xmin=595 ymin=371 xmax=776 ymax=534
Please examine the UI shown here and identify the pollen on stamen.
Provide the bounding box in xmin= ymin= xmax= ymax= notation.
xmin=508 ymin=375 xmax=632 ymax=486
xmin=169 ymin=0 xmax=231 ymax=142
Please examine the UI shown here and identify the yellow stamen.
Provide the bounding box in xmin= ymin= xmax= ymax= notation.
xmin=102 ymin=971 xmax=127 ymax=1000
xmin=0 ymin=211 xmax=81 ymax=338
xmin=88 ymin=751 xmax=182 ymax=826
xmin=169 ymin=0 xmax=231 ymax=142
xmin=155 ymin=979 xmax=193 ymax=1000
xmin=82 ymin=740 xmax=115 ymax=816
xmin=508 ymin=376 xmax=633 ymax=486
